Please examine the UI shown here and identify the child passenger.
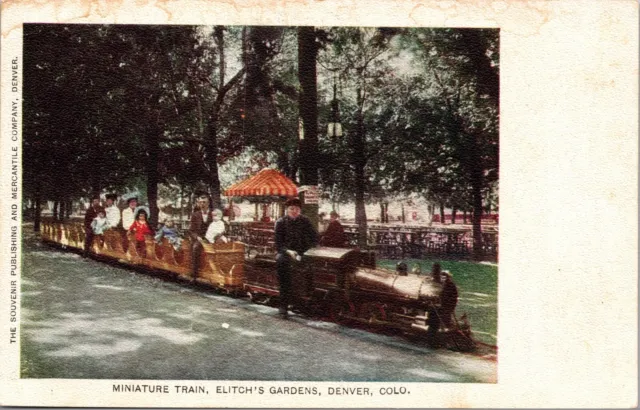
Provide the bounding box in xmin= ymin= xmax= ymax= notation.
xmin=155 ymin=218 xmax=183 ymax=250
xmin=205 ymin=209 xmax=228 ymax=244
xmin=129 ymin=209 xmax=153 ymax=257
xmin=90 ymin=210 xmax=109 ymax=248
xmin=91 ymin=210 xmax=109 ymax=235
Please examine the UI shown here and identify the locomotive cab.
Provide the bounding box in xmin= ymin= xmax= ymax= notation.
xmin=243 ymin=246 xmax=362 ymax=307
xmin=301 ymin=246 xmax=361 ymax=290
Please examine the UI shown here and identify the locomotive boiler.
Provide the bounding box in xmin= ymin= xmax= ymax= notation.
xmin=244 ymin=247 xmax=454 ymax=339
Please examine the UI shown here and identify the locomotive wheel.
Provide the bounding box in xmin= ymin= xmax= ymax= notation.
xmin=358 ymin=302 xmax=387 ymax=324
xmin=247 ymin=291 xmax=270 ymax=305
xmin=328 ymin=299 xmax=355 ymax=323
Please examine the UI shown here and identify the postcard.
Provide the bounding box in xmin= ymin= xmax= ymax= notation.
xmin=0 ymin=0 xmax=637 ymax=408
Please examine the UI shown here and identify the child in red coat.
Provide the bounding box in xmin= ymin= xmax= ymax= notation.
xmin=129 ymin=209 xmax=153 ymax=257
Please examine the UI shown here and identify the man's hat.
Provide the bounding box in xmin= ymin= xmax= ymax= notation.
xmin=105 ymin=193 xmax=117 ymax=201
xmin=284 ymin=197 xmax=302 ymax=208
xmin=122 ymin=192 xmax=139 ymax=203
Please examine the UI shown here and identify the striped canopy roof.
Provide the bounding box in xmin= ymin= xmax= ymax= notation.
xmin=224 ymin=168 xmax=298 ymax=197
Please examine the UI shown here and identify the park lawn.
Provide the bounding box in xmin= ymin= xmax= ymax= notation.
xmin=377 ymin=258 xmax=498 ymax=346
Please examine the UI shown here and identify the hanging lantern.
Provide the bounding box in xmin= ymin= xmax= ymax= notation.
xmin=327 ymin=122 xmax=343 ymax=137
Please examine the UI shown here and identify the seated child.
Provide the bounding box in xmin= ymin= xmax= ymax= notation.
xmin=154 ymin=218 xmax=183 ymax=251
xmin=91 ymin=210 xmax=109 ymax=235
xmin=205 ymin=209 xmax=228 ymax=244
xmin=128 ymin=209 xmax=153 ymax=257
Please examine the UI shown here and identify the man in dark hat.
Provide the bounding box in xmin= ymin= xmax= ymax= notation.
xmin=83 ymin=195 xmax=105 ymax=257
xmin=104 ymin=193 xmax=120 ymax=229
xmin=121 ymin=196 xmax=138 ymax=230
xmin=274 ymin=197 xmax=318 ymax=318
xmin=188 ymin=192 xmax=214 ymax=280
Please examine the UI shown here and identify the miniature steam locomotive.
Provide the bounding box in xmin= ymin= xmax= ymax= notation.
xmin=39 ymin=220 xmax=474 ymax=350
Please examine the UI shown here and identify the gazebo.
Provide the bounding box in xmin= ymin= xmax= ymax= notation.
xmin=224 ymin=168 xmax=298 ymax=222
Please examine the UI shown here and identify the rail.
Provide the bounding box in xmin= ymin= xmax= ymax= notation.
xmin=228 ymin=221 xmax=498 ymax=260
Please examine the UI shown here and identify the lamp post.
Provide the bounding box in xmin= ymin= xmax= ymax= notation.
xmin=327 ymin=78 xmax=343 ymax=138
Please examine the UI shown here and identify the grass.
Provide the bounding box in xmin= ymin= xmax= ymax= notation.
xmin=377 ymin=258 xmax=498 ymax=346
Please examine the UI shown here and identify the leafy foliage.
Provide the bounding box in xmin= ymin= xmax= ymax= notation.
xmin=24 ymin=24 xmax=499 ymax=251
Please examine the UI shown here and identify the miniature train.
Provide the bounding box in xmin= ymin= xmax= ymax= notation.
xmin=39 ymin=220 xmax=475 ymax=351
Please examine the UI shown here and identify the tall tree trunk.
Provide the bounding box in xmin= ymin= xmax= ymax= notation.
xmin=53 ymin=200 xmax=59 ymax=221
xmin=297 ymin=26 xmax=320 ymax=231
xmin=205 ymin=26 xmax=242 ymax=212
xmin=469 ymin=131 xmax=485 ymax=260
xmin=276 ymin=150 xmax=292 ymax=181
xmin=206 ymin=118 xmax=223 ymax=211
xmin=353 ymin=86 xmax=368 ymax=247
xmin=209 ymin=26 xmax=224 ymax=211
xmin=471 ymin=166 xmax=484 ymax=260
xmin=187 ymin=190 xmax=193 ymax=216
xmin=451 ymin=207 xmax=457 ymax=225
xmin=463 ymin=209 xmax=467 ymax=224
xmin=179 ymin=184 xmax=184 ymax=223
xmin=145 ymin=133 xmax=160 ymax=228
xmin=89 ymin=157 xmax=101 ymax=200
xmin=439 ymin=203 xmax=445 ymax=224
xmin=33 ymin=194 xmax=41 ymax=232
xmin=59 ymin=200 xmax=66 ymax=221
xmin=29 ymin=200 xmax=35 ymax=220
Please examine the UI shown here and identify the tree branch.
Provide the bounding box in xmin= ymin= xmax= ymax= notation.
xmin=214 ymin=67 xmax=246 ymax=108
xmin=273 ymin=78 xmax=298 ymax=100
xmin=158 ymin=135 xmax=205 ymax=144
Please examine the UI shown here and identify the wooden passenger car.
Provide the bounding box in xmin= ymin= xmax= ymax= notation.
xmin=40 ymin=220 xmax=245 ymax=293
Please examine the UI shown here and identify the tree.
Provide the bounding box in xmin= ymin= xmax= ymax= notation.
xmin=23 ymin=24 xmax=146 ymax=228
xmin=318 ymin=27 xmax=395 ymax=246
xmin=240 ymin=27 xmax=324 ymax=182
xmin=411 ymin=28 xmax=499 ymax=259
xmin=329 ymin=27 xmax=498 ymax=259
xmin=382 ymin=28 xmax=499 ymax=258
xmin=296 ymin=26 xmax=323 ymax=228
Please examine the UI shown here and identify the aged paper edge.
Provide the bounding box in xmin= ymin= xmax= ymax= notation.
xmin=0 ymin=0 xmax=638 ymax=408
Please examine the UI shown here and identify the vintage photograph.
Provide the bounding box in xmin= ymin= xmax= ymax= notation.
xmin=20 ymin=23 xmax=498 ymax=382
xmin=1 ymin=1 xmax=637 ymax=408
